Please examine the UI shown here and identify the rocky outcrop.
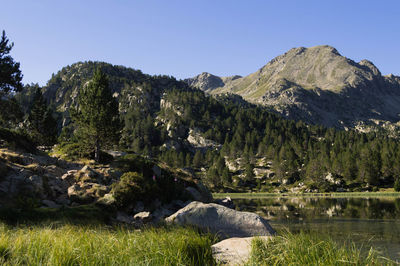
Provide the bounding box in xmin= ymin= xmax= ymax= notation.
xmin=185 ymin=72 xmax=226 ymax=93
xmin=165 ymin=201 xmax=276 ymax=239
xmin=186 ymin=128 xmax=222 ymax=150
xmin=0 ymin=148 xmax=115 ymax=208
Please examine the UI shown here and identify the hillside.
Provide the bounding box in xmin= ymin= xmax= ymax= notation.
xmin=187 ymin=45 xmax=400 ymax=129
xmin=11 ymin=61 xmax=400 ymax=194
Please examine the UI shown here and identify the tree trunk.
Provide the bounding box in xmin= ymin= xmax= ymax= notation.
xmin=95 ymin=138 xmax=100 ymax=163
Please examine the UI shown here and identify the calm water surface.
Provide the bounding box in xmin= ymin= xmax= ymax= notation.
xmin=234 ymin=197 xmax=400 ymax=261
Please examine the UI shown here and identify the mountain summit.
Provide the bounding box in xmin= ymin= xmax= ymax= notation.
xmin=187 ymin=45 xmax=400 ymax=129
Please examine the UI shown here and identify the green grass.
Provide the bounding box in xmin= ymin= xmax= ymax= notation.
xmin=0 ymin=205 xmax=113 ymax=226
xmin=214 ymin=192 xmax=400 ymax=199
xmin=247 ymin=231 xmax=396 ymax=265
xmin=0 ymin=223 xmax=216 ymax=265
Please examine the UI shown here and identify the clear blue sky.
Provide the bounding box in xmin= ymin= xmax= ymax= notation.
xmin=2 ymin=0 xmax=399 ymax=85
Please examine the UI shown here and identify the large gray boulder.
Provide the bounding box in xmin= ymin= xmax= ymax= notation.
xmin=165 ymin=201 xmax=275 ymax=239
xmin=212 ymin=236 xmax=272 ymax=265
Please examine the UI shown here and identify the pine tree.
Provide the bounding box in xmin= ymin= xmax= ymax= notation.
xmin=27 ymin=88 xmax=57 ymax=145
xmin=71 ymin=69 xmax=121 ymax=162
xmin=0 ymin=30 xmax=23 ymax=127
xmin=244 ymin=163 xmax=255 ymax=181
xmin=0 ymin=30 xmax=23 ymax=94
xmin=192 ymin=150 xmax=204 ymax=168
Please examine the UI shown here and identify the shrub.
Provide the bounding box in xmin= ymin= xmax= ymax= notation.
xmin=56 ymin=142 xmax=113 ymax=163
xmin=0 ymin=127 xmax=36 ymax=153
xmin=112 ymin=172 xmax=156 ymax=207
xmin=394 ymin=178 xmax=400 ymax=192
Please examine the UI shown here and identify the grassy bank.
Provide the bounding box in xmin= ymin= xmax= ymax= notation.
xmin=0 ymin=223 xmax=215 ymax=265
xmin=214 ymin=191 xmax=400 ymax=199
xmin=248 ymin=232 xmax=396 ymax=265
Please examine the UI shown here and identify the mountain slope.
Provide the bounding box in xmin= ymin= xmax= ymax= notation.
xmin=187 ymin=45 xmax=400 ymax=129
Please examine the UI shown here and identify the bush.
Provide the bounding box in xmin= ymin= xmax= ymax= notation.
xmin=394 ymin=178 xmax=400 ymax=192
xmin=112 ymin=169 xmax=189 ymax=208
xmin=56 ymin=142 xmax=113 ymax=163
xmin=0 ymin=127 xmax=36 ymax=153
xmin=112 ymin=172 xmax=156 ymax=207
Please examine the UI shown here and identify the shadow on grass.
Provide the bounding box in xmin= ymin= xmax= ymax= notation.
xmin=0 ymin=204 xmax=114 ymax=227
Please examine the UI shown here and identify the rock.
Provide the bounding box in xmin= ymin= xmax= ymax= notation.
xmin=151 ymin=198 xmax=162 ymax=209
xmin=44 ymin=165 xmax=65 ymax=177
xmin=215 ymin=197 xmax=235 ymax=209
xmin=133 ymin=211 xmax=152 ymax=223
xmin=116 ymin=211 xmax=134 ymax=224
xmin=106 ymin=150 xmax=127 ymax=158
xmin=42 ymin=199 xmax=61 ymax=208
xmin=28 ymin=175 xmax=43 ymax=193
xmin=152 ymin=207 xmax=174 ymax=222
xmin=55 ymin=195 xmax=70 ymax=206
xmin=186 ymin=128 xmax=222 ymax=150
xmin=212 ymin=236 xmax=272 ymax=265
xmin=67 ymin=184 xmax=94 ymax=203
xmin=166 ymin=201 xmax=276 ymax=239
xmin=97 ymin=193 xmax=116 ymax=206
xmin=184 ymin=72 xmax=225 ymax=93
xmin=80 ymin=165 xmax=97 ymax=178
xmin=61 ymin=170 xmax=77 ymax=185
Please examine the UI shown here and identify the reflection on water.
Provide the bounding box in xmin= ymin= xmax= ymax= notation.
xmin=234 ymin=197 xmax=400 ymax=261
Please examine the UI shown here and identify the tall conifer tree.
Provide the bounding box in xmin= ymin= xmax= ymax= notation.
xmin=28 ymin=88 xmax=57 ymax=145
xmin=72 ymin=69 xmax=121 ymax=162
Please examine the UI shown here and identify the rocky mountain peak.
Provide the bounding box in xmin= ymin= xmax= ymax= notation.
xmin=359 ymin=59 xmax=381 ymax=76
xmin=185 ymin=45 xmax=400 ymax=129
xmin=185 ymin=72 xmax=225 ymax=93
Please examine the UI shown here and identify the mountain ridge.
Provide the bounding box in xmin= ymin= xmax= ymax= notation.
xmin=186 ymin=45 xmax=400 ymax=129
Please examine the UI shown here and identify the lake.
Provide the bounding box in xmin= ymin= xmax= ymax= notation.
xmin=233 ymin=196 xmax=400 ymax=261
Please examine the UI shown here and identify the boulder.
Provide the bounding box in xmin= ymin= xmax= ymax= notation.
xmin=116 ymin=211 xmax=134 ymax=224
xmin=28 ymin=175 xmax=43 ymax=194
xmin=133 ymin=211 xmax=152 ymax=223
xmin=61 ymin=170 xmax=77 ymax=185
xmin=215 ymin=196 xmax=235 ymax=209
xmin=55 ymin=194 xmax=70 ymax=206
xmin=166 ymin=201 xmax=276 ymax=239
xmin=152 ymin=207 xmax=174 ymax=222
xmin=42 ymin=199 xmax=61 ymax=208
xmin=81 ymin=165 xmax=96 ymax=178
xmin=67 ymin=184 xmax=94 ymax=203
xmin=44 ymin=165 xmax=65 ymax=177
xmin=97 ymin=193 xmax=116 ymax=206
xmin=212 ymin=236 xmax=272 ymax=265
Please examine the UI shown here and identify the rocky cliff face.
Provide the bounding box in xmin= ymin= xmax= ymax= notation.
xmin=186 ymin=45 xmax=400 ymax=129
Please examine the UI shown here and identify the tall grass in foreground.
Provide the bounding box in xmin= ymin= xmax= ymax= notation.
xmin=247 ymin=231 xmax=397 ymax=266
xmin=0 ymin=223 xmax=215 ymax=265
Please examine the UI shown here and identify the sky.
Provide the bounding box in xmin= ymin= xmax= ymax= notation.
xmin=2 ymin=0 xmax=400 ymax=85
